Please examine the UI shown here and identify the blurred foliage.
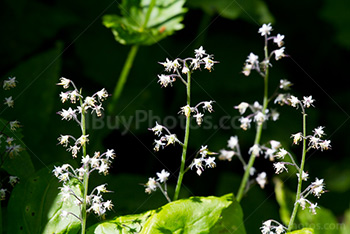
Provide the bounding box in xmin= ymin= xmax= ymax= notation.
xmin=0 ymin=0 xmax=350 ymax=232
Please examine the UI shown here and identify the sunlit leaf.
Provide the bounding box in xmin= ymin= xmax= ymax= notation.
xmin=103 ymin=0 xmax=187 ymax=45
xmin=287 ymin=228 xmax=314 ymax=234
xmin=6 ymin=166 xmax=81 ymax=234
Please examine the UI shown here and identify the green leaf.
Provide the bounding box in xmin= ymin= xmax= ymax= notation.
xmin=140 ymin=193 xmax=246 ymax=234
xmin=341 ymin=209 xmax=350 ymax=234
xmin=6 ymin=166 xmax=81 ymax=234
xmin=287 ymin=228 xmax=314 ymax=234
xmin=0 ymin=118 xmax=35 ymax=179
xmin=187 ymin=0 xmax=274 ymax=24
xmin=274 ymin=178 xmax=295 ymax=225
xmin=86 ymin=210 xmax=155 ymax=234
xmin=87 ymin=194 xmax=246 ymax=234
xmin=103 ymin=0 xmax=187 ymax=45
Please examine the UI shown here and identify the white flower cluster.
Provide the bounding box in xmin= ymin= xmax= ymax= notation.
xmin=144 ymin=169 xmax=170 ymax=194
xmin=218 ymin=136 xmax=239 ymax=162
xmin=178 ymin=101 xmax=214 ymax=126
xmin=149 ymin=122 xmax=180 ymax=152
xmin=243 ymin=24 xmax=286 ymax=76
xmin=57 ymin=77 xmax=109 ymax=118
xmin=158 ymin=47 xmax=217 ymax=88
xmin=297 ymin=178 xmax=326 ymax=215
xmin=190 ymin=145 xmax=217 ymax=176
xmin=1 ymin=77 xmax=22 ymax=201
xmin=234 ymin=101 xmax=279 ymax=130
xmin=260 ymin=220 xmax=287 ymax=234
xmin=54 ymin=78 xmax=115 ymax=219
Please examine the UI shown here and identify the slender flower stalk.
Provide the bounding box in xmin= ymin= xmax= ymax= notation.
xmin=173 ymin=65 xmax=191 ymax=201
xmin=288 ymin=106 xmax=307 ymax=231
xmin=236 ymin=33 xmax=270 ymax=202
xmin=146 ymin=47 xmax=218 ymax=201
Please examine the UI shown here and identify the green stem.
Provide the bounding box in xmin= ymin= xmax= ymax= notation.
xmin=80 ymin=98 xmax=89 ymax=234
xmin=107 ymin=45 xmax=139 ymax=114
xmin=108 ymin=0 xmax=156 ymax=114
xmin=173 ymin=68 xmax=191 ymax=201
xmin=236 ymin=37 xmax=270 ymax=202
xmin=288 ymin=109 xmax=307 ymax=231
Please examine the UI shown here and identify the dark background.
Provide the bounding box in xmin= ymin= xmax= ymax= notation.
xmin=1 ymin=0 xmax=349 ymax=232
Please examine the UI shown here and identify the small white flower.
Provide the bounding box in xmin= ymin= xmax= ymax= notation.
xmin=275 ymin=148 xmax=288 ymax=159
xmin=145 ymin=177 xmax=157 ymax=194
xmin=227 ymin=136 xmax=239 ymax=149
xmin=249 ymin=144 xmax=261 ymax=156
xmin=297 ymin=171 xmax=309 ymax=181
xmin=9 ymin=120 xmax=21 ymax=131
xmin=202 ymin=101 xmax=214 ymax=113
xmin=270 ymin=140 xmax=281 ymax=150
xmin=4 ymin=96 xmax=14 ymax=108
xmin=274 ymin=47 xmax=286 ymax=60
xmin=239 ymin=117 xmax=252 ymax=130
xmin=59 ymin=107 xmax=76 ymax=121
xmin=270 ymin=109 xmax=280 ymax=121
xmin=273 ymin=162 xmax=288 ymax=174
xmin=291 ymin=132 xmax=303 ymax=145
xmin=81 ymin=155 xmax=90 ymax=164
xmin=67 ymin=145 xmax=80 ymax=158
xmin=309 ymin=202 xmax=318 ymax=215
xmin=104 ymin=200 xmax=114 ymax=210
xmin=279 ymin=79 xmax=292 ymax=90
xmin=105 ymin=149 xmax=116 ymax=160
xmin=59 ymin=92 xmax=69 ymax=103
xmin=242 ymin=63 xmax=253 ymax=76
xmin=313 ymin=126 xmax=325 ymax=137
xmin=156 ymin=169 xmax=170 ymax=183
xmin=234 ymin=102 xmax=249 ymax=115
xmin=319 ymin=140 xmax=331 ymax=151
xmin=298 ymin=197 xmax=307 ymax=210
xmin=288 ymin=95 xmax=300 ymax=107
xmin=159 ymin=58 xmax=173 ymax=72
xmin=76 ymin=134 xmax=89 ymax=146
xmin=202 ymin=56 xmax=216 ymax=71
xmin=191 ymin=158 xmax=204 ymax=176
xmin=158 ymin=74 xmax=175 ymax=87
xmin=69 ymin=90 xmax=80 ymax=103
xmin=3 ymin=77 xmax=17 ymax=90
xmin=193 ymin=113 xmax=204 ymax=126
xmin=98 ymin=162 xmax=109 ymax=175
xmin=273 ymin=34 xmax=285 ymax=47
xmin=8 ymin=176 xmax=19 ymax=187
xmin=205 ymin=157 xmax=216 ymax=168
xmin=57 ymin=77 xmax=71 ymax=89
xmin=182 ymin=66 xmax=189 ymax=74
xmin=246 ymin=53 xmax=259 ymax=65
xmin=84 ymin=96 xmax=96 ymax=107
xmin=311 ymin=178 xmax=325 ymax=198
xmin=150 ymin=122 xmax=163 ymax=136
xmin=303 ymin=96 xmax=315 ymax=108
xmin=309 ymin=136 xmax=320 ymax=149
xmin=96 ymin=88 xmax=109 ymax=101
xmin=165 ymin=134 xmax=177 ymax=146
xmin=95 ymin=184 xmax=108 ymax=195
xmin=254 ymin=111 xmax=266 ymax=125
xmin=190 ymin=58 xmax=201 ymax=70
xmin=275 ymin=224 xmax=286 ymax=234
xmin=256 ymin=172 xmax=267 ymax=189
xmin=154 ymin=139 xmax=165 ymax=152
xmin=194 ymin=46 xmax=206 ymax=58
xmin=52 ymin=166 xmax=63 ymax=177
xmin=199 ymin=145 xmax=209 ymax=157
xmin=258 ymin=23 xmax=273 ymax=36
xmin=179 ymin=105 xmax=192 ymax=117
xmin=218 ymin=150 xmax=235 ymax=161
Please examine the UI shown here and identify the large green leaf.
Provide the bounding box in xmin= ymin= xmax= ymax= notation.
xmin=187 ymin=0 xmax=274 ymax=24
xmin=140 ymin=193 xmax=246 ymax=234
xmin=103 ymin=0 xmax=187 ymax=45
xmin=6 ymin=166 xmax=81 ymax=234
xmin=341 ymin=209 xmax=350 ymax=234
xmin=0 ymin=118 xmax=35 ymax=179
xmin=86 ymin=210 xmax=155 ymax=234
xmin=87 ymin=194 xmax=246 ymax=234
xmin=287 ymin=228 xmax=314 ymax=234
